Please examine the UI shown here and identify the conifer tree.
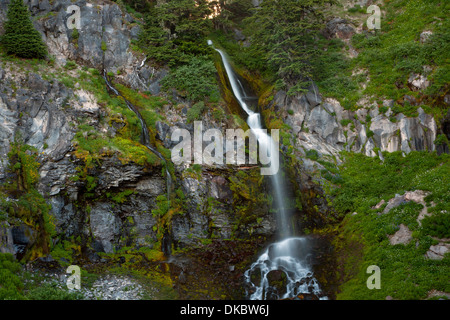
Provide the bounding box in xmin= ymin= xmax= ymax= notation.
xmin=1 ymin=0 xmax=47 ymax=59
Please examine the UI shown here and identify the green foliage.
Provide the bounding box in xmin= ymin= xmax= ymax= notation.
xmin=50 ymin=238 xmax=81 ymax=266
xmin=151 ymin=195 xmax=169 ymax=218
xmin=71 ymin=28 xmax=79 ymax=41
xmin=331 ymin=151 xmax=449 ymax=216
xmin=311 ymin=36 xmax=359 ymax=109
xmin=186 ymin=102 xmax=205 ymax=123
xmin=2 ymin=139 xmax=55 ymax=260
xmin=330 ymin=151 xmax=450 ymax=299
xmin=26 ymin=283 xmax=84 ymax=300
xmin=228 ymin=169 xmax=270 ymax=235
xmin=73 ymin=71 xmax=161 ymax=168
xmin=242 ymin=0 xmax=334 ymax=95
xmin=161 ymin=56 xmax=219 ymax=102
xmin=1 ymin=0 xmax=47 ymax=59
xmin=7 ymin=139 xmax=40 ymax=192
xmin=210 ymin=0 xmax=252 ymax=29
xmin=347 ymin=4 xmax=365 ymax=14
xmin=138 ymin=0 xmax=213 ymax=66
xmin=0 ymin=253 xmax=24 ymax=300
xmin=421 ymin=212 xmax=450 ymax=239
xmin=101 ymin=41 xmax=107 ymax=52
xmin=64 ymin=60 xmax=77 ymax=70
xmin=305 ymin=149 xmax=319 ymax=161
xmin=349 ymin=0 xmax=448 ymax=117
xmin=340 ymin=119 xmax=353 ymax=127
xmin=434 ymin=134 xmax=449 ymax=147
xmin=110 ymin=189 xmax=135 ymax=204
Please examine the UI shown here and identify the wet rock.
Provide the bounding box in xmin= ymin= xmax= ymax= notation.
xmin=155 ymin=121 xmax=171 ymax=143
xmin=233 ymin=28 xmax=246 ymax=41
xmin=97 ymin=157 xmax=144 ymax=190
xmin=293 ymin=292 xmax=319 ymax=300
xmin=267 ymin=270 xmax=288 ymax=297
xmin=305 ymin=83 xmax=322 ymax=107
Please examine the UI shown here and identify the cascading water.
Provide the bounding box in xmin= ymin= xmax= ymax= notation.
xmin=102 ymin=70 xmax=172 ymax=208
xmin=209 ymin=41 xmax=326 ymax=300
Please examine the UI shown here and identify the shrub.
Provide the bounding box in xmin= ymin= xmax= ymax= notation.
xmin=26 ymin=283 xmax=84 ymax=300
xmin=0 ymin=253 xmax=24 ymax=300
xmin=186 ymin=102 xmax=205 ymax=123
xmin=1 ymin=0 xmax=47 ymax=59
xmin=421 ymin=212 xmax=450 ymax=238
xmin=64 ymin=60 xmax=77 ymax=70
xmin=161 ymin=56 xmax=219 ymax=102
xmin=305 ymin=149 xmax=319 ymax=161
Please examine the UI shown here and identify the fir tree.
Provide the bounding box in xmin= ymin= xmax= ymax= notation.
xmin=1 ymin=0 xmax=47 ymax=59
xmin=244 ymin=0 xmax=335 ymax=95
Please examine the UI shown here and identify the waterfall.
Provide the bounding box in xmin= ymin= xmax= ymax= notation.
xmin=210 ymin=42 xmax=326 ymax=300
xmin=102 ymin=70 xmax=172 ymax=210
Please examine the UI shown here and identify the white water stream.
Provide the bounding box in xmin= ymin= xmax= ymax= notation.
xmin=209 ymin=41 xmax=326 ymax=300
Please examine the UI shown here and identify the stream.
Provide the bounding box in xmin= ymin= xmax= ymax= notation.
xmin=102 ymin=71 xmax=172 ymax=254
xmin=210 ymin=41 xmax=326 ymax=300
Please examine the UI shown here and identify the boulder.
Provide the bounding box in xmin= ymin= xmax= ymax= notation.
xmin=382 ymin=194 xmax=407 ymax=214
xmin=323 ymin=18 xmax=355 ymax=40
xmin=388 ymin=224 xmax=412 ymax=245
xmin=425 ymin=243 xmax=450 ymax=260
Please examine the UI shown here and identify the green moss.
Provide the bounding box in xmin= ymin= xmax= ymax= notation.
xmin=2 ymin=139 xmax=55 ymax=261
xmin=228 ymin=168 xmax=271 ymax=236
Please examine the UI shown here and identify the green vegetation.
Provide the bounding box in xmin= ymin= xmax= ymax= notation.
xmin=138 ymin=0 xmax=213 ymax=66
xmin=186 ymin=102 xmax=206 ymax=123
xmin=326 ymin=151 xmax=450 ymax=299
xmin=0 ymin=253 xmax=24 ymax=300
xmin=228 ymin=169 xmax=271 ymax=236
xmin=315 ymin=0 xmax=449 ymax=119
xmin=73 ymin=70 xmax=161 ymax=168
xmin=161 ymin=56 xmax=220 ymax=102
xmin=1 ymin=0 xmax=47 ymax=59
xmin=26 ymin=283 xmax=84 ymax=300
xmin=0 ymin=253 xmax=90 ymax=300
xmin=242 ymin=0 xmax=334 ymax=95
xmin=1 ymin=138 xmax=55 ymax=261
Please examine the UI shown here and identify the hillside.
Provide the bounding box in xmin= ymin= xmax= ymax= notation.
xmin=0 ymin=0 xmax=448 ymax=301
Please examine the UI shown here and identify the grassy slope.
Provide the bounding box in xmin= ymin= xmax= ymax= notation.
xmin=317 ymin=0 xmax=449 ymax=120
xmin=314 ymin=0 xmax=450 ymax=300
xmin=327 ymin=151 xmax=450 ymax=299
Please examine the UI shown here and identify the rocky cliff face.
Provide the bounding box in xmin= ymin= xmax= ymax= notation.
xmin=0 ymin=0 xmax=165 ymax=92
xmin=0 ymin=0 xmax=279 ymax=266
